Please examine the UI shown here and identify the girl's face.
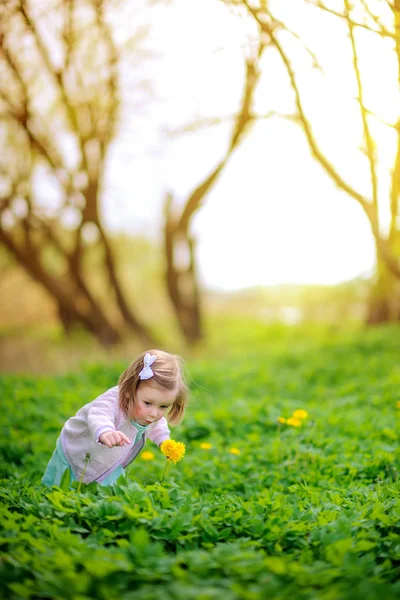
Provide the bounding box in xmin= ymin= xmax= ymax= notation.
xmin=132 ymin=380 xmax=176 ymax=426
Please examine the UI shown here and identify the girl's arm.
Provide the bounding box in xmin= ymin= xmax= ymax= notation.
xmin=148 ymin=417 xmax=171 ymax=447
xmin=87 ymin=394 xmax=120 ymax=444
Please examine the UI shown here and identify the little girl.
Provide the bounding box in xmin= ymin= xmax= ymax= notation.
xmin=42 ymin=350 xmax=188 ymax=487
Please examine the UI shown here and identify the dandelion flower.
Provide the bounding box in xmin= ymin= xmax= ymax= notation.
xmin=160 ymin=439 xmax=186 ymax=464
xmin=286 ymin=417 xmax=302 ymax=427
xmin=277 ymin=417 xmax=286 ymax=424
xmin=141 ymin=451 xmax=155 ymax=461
xmin=230 ymin=447 xmax=241 ymax=455
xmin=397 ymin=401 xmax=400 ymax=409
xmin=292 ymin=409 xmax=308 ymax=420
xmin=200 ymin=442 xmax=212 ymax=450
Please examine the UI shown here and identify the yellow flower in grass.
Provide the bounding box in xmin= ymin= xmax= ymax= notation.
xmin=141 ymin=451 xmax=155 ymax=461
xmin=292 ymin=409 xmax=308 ymax=420
xmin=396 ymin=401 xmax=400 ymax=409
xmin=160 ymin=439 xmax=186 ymax=464
xmin=286 ymin=417 xmax=302 ymax=427
xmin=200 ymin=442 xmax=213 ymax=450
xmin=230 ymin=447 xmax=241 ymax=455
xmin=277 ymin=417 xmax=286 ymax=424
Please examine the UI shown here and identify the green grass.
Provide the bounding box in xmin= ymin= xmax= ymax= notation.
xmin=1 ymin=323 xmax=400 ymax=599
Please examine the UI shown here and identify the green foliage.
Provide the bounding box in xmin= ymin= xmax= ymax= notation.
xmin=1 ymin=324 xmax=400 ymax=599
xmin=60 ymin=468 xmax=71 ymax=493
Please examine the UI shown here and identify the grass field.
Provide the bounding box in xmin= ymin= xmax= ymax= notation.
xmin=1 ymin=323 xmax=400 ymax=599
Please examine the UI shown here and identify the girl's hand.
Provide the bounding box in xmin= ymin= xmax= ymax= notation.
xmin=99 ymin=430 xmax=131 ymax=448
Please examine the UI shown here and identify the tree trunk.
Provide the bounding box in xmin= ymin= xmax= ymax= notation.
xmin=0 ymin=228 xmax=121 ymax=347
xmin=165 ymin=209 xmax=203 ymax=345
xmin=162 ymin=44 xmax=265 ymax=346
xmin=0 ymin=0 xmax=155 ymax=349
xmin=97 ymin=222 xmax=156 ymax=346
xmin=366 ymin=247 xmax=400 ymax=324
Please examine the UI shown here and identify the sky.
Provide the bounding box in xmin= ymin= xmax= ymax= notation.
xmin=101 ymin=0 xmax=396 ymax=291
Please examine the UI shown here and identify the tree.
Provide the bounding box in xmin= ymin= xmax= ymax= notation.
xmin=228 ymin=0 xmax=400 ymax=322
xmin=163 ymin=20 xmax=268 ymax=344
xmin=0 ymin=0 xmax=154 ymax=346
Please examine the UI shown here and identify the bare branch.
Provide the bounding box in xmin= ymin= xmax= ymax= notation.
xmin=389 ymin=0 xmax=400 ymax=240
xmin=166 ymin=110 xmax=289 ymax=137
xmin=0 ymin=86 xmax=63 ymax=173
xmin=243 ymin=2 xmax=373 ymax=217
xmin=166 ymin=115 xmax=239 ymax=137
xmin=365 ymin=105 xmax=397 ymax=129
xmin=306 ymin=0 xmax=396 ymax=39
xmin=19 ymin=2 xmax=89 ymax=172
xmin=0 ymin=18 xmax=67 ymax=172
xmin=360 ymin=0 xmax=390 ymax=32
xmin=0 ymin=0 xmax=156 ymax=345
xmin=345 ymin=0 xmax=379 ymax=210
xmin=94 ymin=0 xmax=119 ymax=153
xmin=264 ymin=14 xmax=323 ymax=71
xmin=177 ymin=36 xmax=266 ymax=233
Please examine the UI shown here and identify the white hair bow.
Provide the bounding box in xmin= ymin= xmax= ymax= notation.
xmin=139 ymin=353 xmax=157 ymax=380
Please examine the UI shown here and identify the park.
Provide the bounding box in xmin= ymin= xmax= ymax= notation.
xmin=1 ymin=1 xmax=400 ymax=598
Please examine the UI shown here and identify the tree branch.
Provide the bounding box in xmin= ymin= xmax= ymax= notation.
xmin=307 ymin=0 xmax=396 ymax=39
xmin=20 ymin=1 xmax=89 ymax=172
xmin=345 ymin=0 xmax=379 ymax=212
xmin=239 ymin=2 xmax=374 ymax=220
xmin=94 ymin=0 xmax=119 ymax=153
xmin=389 ymin=0 xmax=400 ymax=241
xmin=177 ymin=38 xmax=266 ymax=233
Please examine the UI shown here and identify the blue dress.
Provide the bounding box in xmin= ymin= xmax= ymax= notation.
xmin=41 ymin=420 xmax=149 ymax=488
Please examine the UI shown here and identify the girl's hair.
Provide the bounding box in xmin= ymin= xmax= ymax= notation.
xmin=118 ymin=349 xmax=188 ymax=425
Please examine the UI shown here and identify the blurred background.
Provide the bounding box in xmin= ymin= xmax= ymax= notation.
xmin=1 ymin=0 xmax=399 ymax=373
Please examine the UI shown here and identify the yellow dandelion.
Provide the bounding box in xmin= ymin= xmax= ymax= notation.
xmin=141 ymin=451 xmax=155 ymax=461
xmin=396 ymin=401 xmax=400 ymax=409
xmin=230 ymin=447 xmax=241 ymax=455
xmin=286 ymin=417 xmax=302 ymax=427
xmin=277 ymin=417 xmax=286 ymax=424
xmin=200 ymin=442 xmax=212 ymax=450
xmin=292 ymin=409 xmax=308 ymax=420
xmin=160 ymin=439 xmax=186 ymax=464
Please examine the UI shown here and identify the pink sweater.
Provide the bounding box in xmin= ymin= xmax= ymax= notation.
xmin=60 ymin=386 xmax=170 ymax=483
